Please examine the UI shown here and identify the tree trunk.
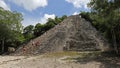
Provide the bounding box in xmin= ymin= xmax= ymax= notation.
xmin=1 ymin=38 xmax=5 ymax=53
xmin=111 ymin=29 xmax=119 ymax=54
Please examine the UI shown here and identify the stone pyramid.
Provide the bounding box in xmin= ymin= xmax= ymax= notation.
xmin=14 ymin=15 xmax=109 ymax=55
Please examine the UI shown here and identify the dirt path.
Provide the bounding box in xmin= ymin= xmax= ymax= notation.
xmin=0 ymin=56 xmax=101 ymax=68
xmin=0 ymin=52 xmax=120 ymax=68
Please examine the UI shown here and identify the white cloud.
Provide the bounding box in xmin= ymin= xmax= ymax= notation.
xmin=39 ymin=14 xmax=55 ymax=24
xmin=72 ymin=12 xmax=79 ymax=15
xmin=65 ymin=0 xmax=90 ymax=9
xmin=9 ymin=0 xmax=48 ymax=11
xmin=22 ymin=14 xmax=55 ymax=27
xmin=0 ymin=0 xmax=10 ymax=11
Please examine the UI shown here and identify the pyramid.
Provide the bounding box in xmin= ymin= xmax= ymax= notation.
xmin=14 ymin=15 xmax=109 ymax=55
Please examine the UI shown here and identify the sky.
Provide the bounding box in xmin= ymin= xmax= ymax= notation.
xmin=0 ymin=0 xmax=90 ymax=27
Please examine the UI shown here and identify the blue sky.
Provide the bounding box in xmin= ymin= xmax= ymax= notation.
xmin=0 ymin=0 xmax=90 ymax=27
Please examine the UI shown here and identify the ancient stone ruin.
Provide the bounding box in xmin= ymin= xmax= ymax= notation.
xmin=14 ymin=15 xmax=109 ymax=55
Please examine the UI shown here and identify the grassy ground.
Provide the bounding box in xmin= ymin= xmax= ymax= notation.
xmin=42 ymin=51 xmax=101 ymax=58
xmin=42 ymin=51 xmax=120 ymax=63
xmin=0 ymin=51 xmax=120 ymax=68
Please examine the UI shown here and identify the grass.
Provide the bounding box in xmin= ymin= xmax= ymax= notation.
xmin=42 ymin=51 xmax=79 ymax=58
xmin=42 ymin=51 xmax=101 ymax=58
xmin=62 ymin=51 xmax=120 ymax=63
xmin=41 ymin=51 xmax=120 ymax=67
xmin=41 ymin=51 xmax=114 ymax=63
xmin=62 ymin=51 xmax=101 ymax=61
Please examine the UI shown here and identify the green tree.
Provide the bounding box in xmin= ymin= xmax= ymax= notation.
xmin=23 ymin=25 xmax=34 ymax=41
xmin=0 ymin=7 xmax=24 ymax=53
xmin=88 ymin=0 xmax=120 ymax=53
xmin=34 ymin=23 xmax=45 ymax=37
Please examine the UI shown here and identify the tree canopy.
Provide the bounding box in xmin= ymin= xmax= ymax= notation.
xmin=80 ymin=0 xmax=120 ymax=54
xmin=0 ymin=7 xmax=24 ymax=53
